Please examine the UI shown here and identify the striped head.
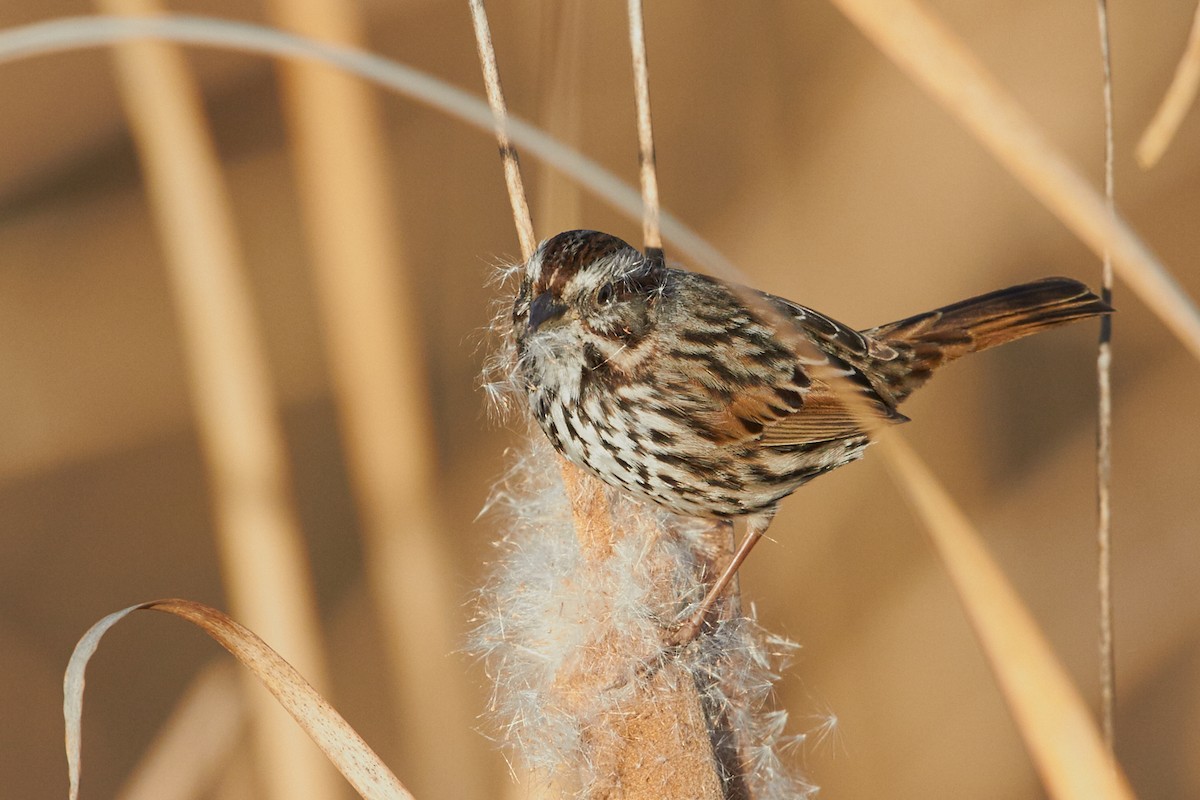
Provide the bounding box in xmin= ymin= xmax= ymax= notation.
xmin=514 ymin=230 xmax=665 ymax=345
xmin=512 ymin=230 xmax=667 ymax=407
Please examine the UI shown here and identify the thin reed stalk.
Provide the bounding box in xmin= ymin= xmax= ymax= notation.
xmin=468 ymin=2 xmax=725 ymax=796
xmin=1094 ymin=0 xmax=1117 ymax=752
xmin=627 ymin=0 xmax=663 ymax=260
xmin=468 ymin=0 xmax=536 ymax=259
xmin=94 ymin=3 xmax=336 ymax=798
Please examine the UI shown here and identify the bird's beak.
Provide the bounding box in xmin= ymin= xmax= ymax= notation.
xmin=528 ymin=291 xmax=568 ymax=332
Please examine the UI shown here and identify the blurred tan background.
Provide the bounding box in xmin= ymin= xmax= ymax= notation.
xmin=3 ymin=1 xmax=1198 ymax=798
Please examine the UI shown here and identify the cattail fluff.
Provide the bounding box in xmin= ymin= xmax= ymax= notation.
xmin=471 ymin=430 xmax=818 ymax=798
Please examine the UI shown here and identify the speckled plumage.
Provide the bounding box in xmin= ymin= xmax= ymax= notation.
xmin=514 ymin=230 xmax=1110 ymax=528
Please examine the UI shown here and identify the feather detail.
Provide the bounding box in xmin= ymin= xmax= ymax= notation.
xmin=758 ymin=385 xmax=907 ymax=445
xmin=692 ymin=363 xmax=906 ymax=448
xmin=863 ymin=277 xmax=1112 ymax=403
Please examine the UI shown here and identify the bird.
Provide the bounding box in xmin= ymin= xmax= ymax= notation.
xmin=511 ymin=229 xmax=1112 ymax=644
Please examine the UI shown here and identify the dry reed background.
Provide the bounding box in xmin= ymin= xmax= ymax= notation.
xmin=2 ymin=1 xmax=1198 ymax=798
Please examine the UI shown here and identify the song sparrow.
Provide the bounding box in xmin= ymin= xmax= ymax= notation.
xmin=513 ymin=229 xmax=1111 ymax=643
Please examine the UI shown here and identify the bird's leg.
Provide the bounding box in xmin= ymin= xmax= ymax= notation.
xmin=669 ymin=510 xmax=775 ymax=647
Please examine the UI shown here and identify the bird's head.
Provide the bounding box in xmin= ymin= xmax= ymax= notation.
xmin=514 ymin=230 xmax=665 ymax=347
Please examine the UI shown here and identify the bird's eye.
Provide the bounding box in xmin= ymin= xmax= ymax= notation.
xmin=596 ymin=283 xmax=616 ymax=305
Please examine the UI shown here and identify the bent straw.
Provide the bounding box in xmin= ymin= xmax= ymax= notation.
xmin=66 ymin=600 xmax=412 ymax=800
xmin=0 ymin=15 xmax=786 ymax=281
xmin=1136 ymin=2 xmax=1200 ymax=168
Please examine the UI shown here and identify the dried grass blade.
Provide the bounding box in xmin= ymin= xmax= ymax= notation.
xmin=468 ymin=0 xmax=536 ymax=259
xmin=1135 ymin=2 xmax=1200 ymax=168
xmin=627 ymin=0 xmax=663 ymax=259
xmin=65 ymin=600 xmax=412 ymax=800
xmin=880 ymin=436 xmax=1136 ymax=800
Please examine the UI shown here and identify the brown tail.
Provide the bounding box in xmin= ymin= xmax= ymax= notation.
xmin=864 ymin=277 xmax=1112 ymax=403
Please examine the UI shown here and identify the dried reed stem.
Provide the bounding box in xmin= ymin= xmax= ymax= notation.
xmin=627 ymin=0 xmax=664 ymax=261
xmin=66 ymin=600 xmax=412 ymax=800
xmin=263 ymin=0 xmax=484 ymax=794
xmin=1094 ymin=0 xmax=1117 ymax=753
xmin=468 ymin=3 xmax=723 ymax=796
xmin=94 ymin=3 xmax=336 ymax=799
xmin=1135 ymin=2 xmax=1200 ymax=168
xmin=469 ymin=0 xmax=536 ymax=260
xmin=829 ymin=0 xmax=1200 ymax=365
xmin=467 ymin=0 xmax=618 ymax=550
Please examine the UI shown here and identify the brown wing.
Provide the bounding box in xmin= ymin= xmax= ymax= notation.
xmin=757 ymin=379 xmax=907 ymax=445
xmin=692 ymin=294 xmax=908 ymax=446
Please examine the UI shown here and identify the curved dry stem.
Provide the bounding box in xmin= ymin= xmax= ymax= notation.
xmin=0 ymin=15 xmax=737 ymax=279
xmin=65 ymin=600 xmax=411 ymax=800
xmin=1136 ymin=1 xmax=1200 ymax=168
